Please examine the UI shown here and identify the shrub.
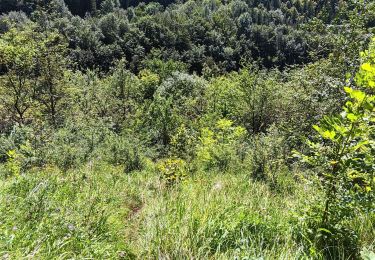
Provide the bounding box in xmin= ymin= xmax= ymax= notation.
xmin=0 ymin=125 xmax=41 ymax=171
xmin=2 ymin=150 xmax=22 ymax=177
xmin=156 ymin=158 xmax=187 ymax=185
xmin=170 ymin=123 xmax=196 ymax=159
xmin=101 ymin=133 xmax=145 ymax=173
xmin=246 ymin=126 xmax=286 ymax=180
xmin=195 ymin=119 xmax=247 ymax=172
xmin=296 ymin=38 xmax=375 ymax=258
xmin=42 ymin=120 xmax=113 ymax=171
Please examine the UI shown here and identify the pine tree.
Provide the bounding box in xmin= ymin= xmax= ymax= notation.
xmin=90 ymin=0 xmax=97 ymax=14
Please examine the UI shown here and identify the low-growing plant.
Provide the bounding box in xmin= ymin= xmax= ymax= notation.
xmin=4 ymin=150 xmax=21 ymax=177
xmin=0 ymin=137 xmax=37 ymax=177
xmin=0 ymin=165 xmax=134 ymax=259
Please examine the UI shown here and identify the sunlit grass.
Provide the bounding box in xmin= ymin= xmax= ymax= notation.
xmin=0 ymin=162 xmax=373 ymax=259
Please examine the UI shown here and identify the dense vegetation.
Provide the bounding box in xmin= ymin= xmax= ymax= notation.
xmin=0 ymin=0 xmax=374 ymax=259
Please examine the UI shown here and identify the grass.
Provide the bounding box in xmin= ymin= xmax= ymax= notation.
xmin=0 ymin=161 xmax=374 ymax=259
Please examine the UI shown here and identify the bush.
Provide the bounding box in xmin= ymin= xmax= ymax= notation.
xmin=170 ymin=123 xmax=196 ymax=160
xmin=156 ymin=158 xmax=187 ymax=185
xmin=246 ymin=126 xmax=286 ymax=179
xmin=195 ymin=119 xmax=247 ymax=172
xmin=42 ymin=120 xmax=114 ymax=171
xmin=0 ymin=125 xmax=41 ymax=171
xmin=296 ymin=38 xmax=375 ymax=258
xmin=100 ymin=133 xmax=145 ymax=173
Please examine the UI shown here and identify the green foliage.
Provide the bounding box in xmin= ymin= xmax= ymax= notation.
xmin=3 ymin=150 xmax=21 ymax=177
xmin=170 ymin=123 xmax=195 ymax=159
xmin=0 ymin=0 xmax=374 ymax=258
xmin=296 ymin=38 xmax=375 ymax=258
xmin=138 ymin=69 xmax=160 ymax=99
xmin=3 ymin=0 xmax=367 ymax=72
xmin=143 ymin=72 xmax=205 ymax=153
xmin=146 ymin=93 xmax=180 ymax=149
xmin=0 ymin=126 xmax=42 ymax=176
xmin=196 ymin=119 xmax=247 ymax=172
xmin=0 ymin=24 xmax=38 ymax=124
xmin=205 ymin=74 xmax=245 ymax=120
xmin=156 ymin=157 xmax=187 ymax=185
xmin=0 ymin=23 xmax=68 ymax=126
xmin=132 ymin=171 xmax=307 ymax=259
xmin=205 ymin=68 xmax=290 ymax=134
xmin=246 ymin=126 xmax=289 ymax=186
xmin=100 ymin=133 xmax=145 ymax=173
xmin=0 ymin=164 xmax=134 ymax=258
xmin=141 ymin=56 xmax=188 ymax=81
xmin=34 ymin=31 xmax=69 ymax=126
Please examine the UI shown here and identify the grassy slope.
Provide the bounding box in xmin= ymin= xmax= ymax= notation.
xmin=0 ymin=162 xmax=374 ymax=259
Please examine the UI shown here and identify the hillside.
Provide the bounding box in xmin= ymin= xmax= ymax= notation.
xmin=0 ymin=0 xmax=374 ymax=259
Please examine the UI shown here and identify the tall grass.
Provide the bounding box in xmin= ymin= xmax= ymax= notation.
xmin=0 ymin=162 xmax=373 ymax=259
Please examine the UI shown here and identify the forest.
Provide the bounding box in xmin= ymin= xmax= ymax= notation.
xmin=0 ymin=0 xmax=374 ymax=259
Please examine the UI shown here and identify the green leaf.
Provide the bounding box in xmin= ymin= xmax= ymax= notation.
xmin=344 ymin=86 xmax=353 ymax=94
xmin=317 ymin=228 xmax=332 ymax=234
xmin=347 ymin=113 xmax=358 ymax=122
xmin=352 ymin=140 xmax=369 ymax=151
xmin=323 ymin=130 xmax=336 ymax=140
xmin=351 ymin=90 xmax=366 ymax=102
xmin=361 ymin=63 xmax=373 ymax=72
xmin=313 ymin=125 xmax=321 ymax=133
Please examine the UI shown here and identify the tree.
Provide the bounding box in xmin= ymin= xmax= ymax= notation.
xmin=0 ymin=23 xmax=69 ymax=127
xmin=297 ymin=38 xmax=375 ymax=257
xmin=0 ymin=25 xmax=38 ymax=125
xmin=100 ymin=0 xmax=120 ymax=14
xmin=0 ymin=11 xmax=29 ymax=34
xmin=34 ymin=31 xmax=69 ymax=127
